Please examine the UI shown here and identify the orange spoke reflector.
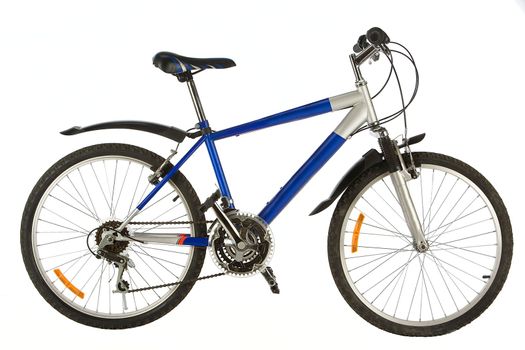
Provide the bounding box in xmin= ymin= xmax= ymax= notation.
xmin=351 ymin=213 xmax=365 ymax=253
xmin=54 ymin=269 xmax=85 ymax=299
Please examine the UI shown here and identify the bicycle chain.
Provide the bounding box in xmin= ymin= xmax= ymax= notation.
xmin=123 ymin=219 xmax=224 ymax=293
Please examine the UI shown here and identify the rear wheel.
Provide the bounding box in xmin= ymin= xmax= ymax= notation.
xmin=21 ymin=143 xmax=207 ymax=329
xmin=328 ymin=152 xmax=512 ymax=336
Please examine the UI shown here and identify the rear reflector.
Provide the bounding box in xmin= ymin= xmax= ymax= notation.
xmin=54 ymin=269 xmax=85 ymax=299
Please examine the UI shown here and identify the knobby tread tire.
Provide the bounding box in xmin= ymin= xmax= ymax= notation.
xmin=327 ymin=152 xmax=513 ymax=336
xmin=21 ymin=143 xmax=207 ymax=329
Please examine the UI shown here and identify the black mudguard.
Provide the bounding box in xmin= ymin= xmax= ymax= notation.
xmin=60 ymin=120 xmax=187 ymax=143
xmin=310 ymin=133 xmax=426 ymax=215
xmin=310 ymin=149 xmax=383 ymax=215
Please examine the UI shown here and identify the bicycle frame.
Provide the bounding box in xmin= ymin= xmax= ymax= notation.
xmin=122 ymin=46 xmax=406 ymax=247
xmin=131 ymin=89 xmax=370 ymax=221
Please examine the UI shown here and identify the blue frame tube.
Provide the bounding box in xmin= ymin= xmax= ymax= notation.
xmin=211 ymin=99 xmax=332 ymax=141
xmin=136 ymin=136 xmax=206 ymax=210
xmin=204 ymin=136 xmax=233 ymax=204
xmin=258 ymin=132 xmax=345 ymax=224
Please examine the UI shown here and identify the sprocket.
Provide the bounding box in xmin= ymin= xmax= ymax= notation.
xmin=209 ymin=211 xmax=274 ymax=277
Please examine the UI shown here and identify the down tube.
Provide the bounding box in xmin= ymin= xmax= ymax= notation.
xmin=258 ymin=132 xmax=345 ymax=224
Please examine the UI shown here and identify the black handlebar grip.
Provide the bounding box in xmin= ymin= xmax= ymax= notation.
xmin=366 ymin=27 xmax=390 ymax=46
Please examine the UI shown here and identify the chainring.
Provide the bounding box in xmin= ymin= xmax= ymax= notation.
xmin=209 ymin=211 xmax=274 ymax=277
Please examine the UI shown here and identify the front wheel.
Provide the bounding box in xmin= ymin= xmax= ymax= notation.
xmin=21 ymin=143 xmax=207 ymax=329
xmin=328 ymin=152 xmax=512 ymax=336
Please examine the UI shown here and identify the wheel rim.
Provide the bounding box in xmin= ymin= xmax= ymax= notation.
xmin=31 ymin=156 xmax=196 ymax=319
xmin=339 ymin=164 xmax=502 ymax=326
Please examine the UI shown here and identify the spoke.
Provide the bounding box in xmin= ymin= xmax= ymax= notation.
xmin=90 ymin=163 xmax=112 ymax=214
xmin=57 ymin=253 xmax=93 ymax=290
xmin=132 ymin=265 xmax=162 ymax=299
xmin=425 ymin=205 xmax=488 ymax=238
xmin=428 ymin=250 xmax=473 ymax=302
xmin=95 ymin=262 xmax=108 ymax=311
xmin=349 ymin=244 xmax=411 ymax=272
xmin=57 ymin=182 xmax=99 ymax=222
xmin=371 ymin=186 xmax=404 ymax=221
xmin=348 ymin=218 xmax=411 ymax=238
xmin=65 ymin=174 xmax=100 ymax=221
xmin=422 ymin=171 xmax=446 ymax=231
xmin=45 ymin=251 xmax=91 ymax=272
xmin=432 ymin=246 xmax=494 ymax=271
xmin=42 ymin=206 xmax=89 ymax=233
xmin=407 ymin=254 xmax=425 ymax=320
xmin=38 ymin=218 xmax=88 ymax=235
xmin=141 ymin=189 xmax=178 ymax=214
xmin=371 ymin=257 xmax=410 ymax=305
xmin=381 ymin=251 xmax=413 ymax=312
xmin=355 ymin=248 xmax=414 ymax=285
xmin=130 ymin=248 xmax=186 ymax=268
xmin=381 ymin=179 xmax=400 ymax=205
xmin=109 ymin=160 xmax=118 ymax=217
xmin=427 ymin=218 xmax=493 ymax=238
xmin=133 ymin=245 xmax=180 ymax=279
xmin=428 ymin=194 xmax=481 ymax=242
xmin=361 ymin=253 xmax=420 ymax=295
xmin=48 ymin=194 xmax=98 ymax=221
xmin=420 ymin=170 xmax=425 ymax=229
xmin=431 ymin=254 xmax=487 ymax=284
xmin=427 ymin=250 xmax=459 ymax=312
xmin=393 ymin=251 xmax=415 ymax=317
xmin=128 ymin=166 xmax=145 ymax=216
xmin=431 ymin=241 xmax=496 ymax=258
xmin=425 ymin=178 xmax=459 ymax=234
xmin=428 ymin=185 xmax=470 ymax=239
xmin=418 ymin=254 xmax=433 ymax=321
xmin=79 ymin=260 xmax=104 ymax=309
xmin=41 ymin=248 xmax=90 ymax=260
xmin=77 ymin=168 xmax=101 ymax=221
xmin=126 ymin=270 xmax=139 ymax=311
xmin=37 ymin=234 xmax=87 ymax=246
xmin=421 ymin=258 xmax=444 ymax=318
xmin=114 ymin=161 xmax=131 ymax=217
xmin=360 ymin=197 xmax=411 ymax=244
xmin=347 ymin=245 xmax=412 ymax=251
xmin=140 ymin=245 xmax=189 ymax=255
xmin=432 ymin=230 xmax=496 ymax=246
xmin=432 ymin=243 xmax=497 ymax=251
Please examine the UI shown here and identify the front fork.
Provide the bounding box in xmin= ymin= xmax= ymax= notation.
xmin=376 ymin=128 xmax=428 ymax=252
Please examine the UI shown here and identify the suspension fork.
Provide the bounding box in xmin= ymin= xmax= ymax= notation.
xmin=376 ymin=128 xmax=428 ymax=252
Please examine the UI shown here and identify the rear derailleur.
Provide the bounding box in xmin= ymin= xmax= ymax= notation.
xmin=96 ymin=228 xmax=134 ymax=310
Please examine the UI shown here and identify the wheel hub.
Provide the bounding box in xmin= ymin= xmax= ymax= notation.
xmin=95 ymin=220 xmax=129 ymax=254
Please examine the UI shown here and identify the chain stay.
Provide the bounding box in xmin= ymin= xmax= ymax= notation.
xmin=121 ymin=219 xmax=220 ymax=293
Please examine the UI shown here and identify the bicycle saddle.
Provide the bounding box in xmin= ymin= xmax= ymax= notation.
xmin=153 ymin=52 xmax=236 ymax=75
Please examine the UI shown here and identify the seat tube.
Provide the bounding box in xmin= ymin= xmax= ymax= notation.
xmin=204 ymin=135 xmax=234 ymax=207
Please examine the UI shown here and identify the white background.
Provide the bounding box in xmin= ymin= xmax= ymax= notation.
xmin=1 ymin=0 xmax=523 ymax=348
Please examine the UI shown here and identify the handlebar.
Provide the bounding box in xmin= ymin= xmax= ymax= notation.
xmin=353 ymin=27 xmax=390 ymax=54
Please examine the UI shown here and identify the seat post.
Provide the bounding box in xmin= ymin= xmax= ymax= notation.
xmin=186 ymin=76 xmax=207 ymax=123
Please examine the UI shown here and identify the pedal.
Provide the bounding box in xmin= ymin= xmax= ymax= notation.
xmin=260 ymin=266 xmax=280 ymax=294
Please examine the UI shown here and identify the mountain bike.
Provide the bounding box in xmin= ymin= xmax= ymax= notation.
xmin=20 ymin=27 xmax=513 ymax=336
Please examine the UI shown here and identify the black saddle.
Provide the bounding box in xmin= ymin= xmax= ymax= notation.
xmin=153 ymin=52 xmax=236 ymax=77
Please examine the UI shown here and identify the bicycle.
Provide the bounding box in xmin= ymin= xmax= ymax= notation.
xmin=20 ymin=27 xmax=513 ymax=336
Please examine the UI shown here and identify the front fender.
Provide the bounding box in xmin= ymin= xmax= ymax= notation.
xmin=309 ymin=148 xmax=383 ymax=215
xmin=60 ymin=120 xmax=187 ymax=143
